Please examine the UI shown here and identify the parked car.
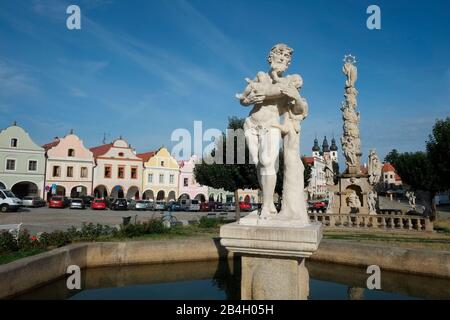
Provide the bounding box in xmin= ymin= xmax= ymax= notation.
xmin=200 ymin=202 xmax=210 ymax=212
xmin=81 ymin=195 xmax=94 ymax=207
xmin=91 ymin=198 xmax=107 ymax=210
xmin=214 ymin=202 xmax=224 ymax=211
xmin=188 ymin=199 xmax=200 ymax=212
xmin=105 ymin=197 xmax=115 ymax=209
xmin=110 ymin=198 xmax=128 ymax=211
xmin=223 ymin=202 xmax=236 ymax=212
xmin=239 ymin=201 xmax=252 ymax=212
xmin=0 ymin=189 xmax=22 ymax=212
xmin=48 ymin=196 xmax=70 ymax=208
xmin=127 ymin=199 xmax=136 ymax=210
xmin=154 ymin=201 xmax=167 ymax=211
xmin=21 ymin=196 xmax=46 ymax=208
xmin=70 ymin=198 xmax=85 ymax=210
xmin=135 ymin=200 xmax=152 ymax=211
xmin=312 ymin=201 xmax=327 ymax=212
xmin=167 ymin=201 xmax=182 ymax=211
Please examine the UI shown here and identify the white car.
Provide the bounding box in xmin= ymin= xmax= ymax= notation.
xmin=0 ymin=189 xmax=22 ymax=212
xmin=21 ymin=196 xmax=46 ymax=208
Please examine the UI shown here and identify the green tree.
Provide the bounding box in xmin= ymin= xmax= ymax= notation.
xmin=384 ymin=118 xmax=450 ymax=220
xmin=384 ymin=149 xmax=400 ymax=165
xmin=426 ymin=117 xmax=450 ymax=191
xmin=194 ymin=117 xmax=258 ymax=221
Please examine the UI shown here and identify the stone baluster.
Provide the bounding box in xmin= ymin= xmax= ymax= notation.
xmin=329 ymin=215 xmax=335 ymax=227
xmin=424 ymin=218 xmax=433 ymax=232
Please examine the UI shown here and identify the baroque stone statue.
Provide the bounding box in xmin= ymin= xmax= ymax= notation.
xmin=237 ymin=43 xmax=309 ymax=225
xmin=368 ymin=190 xmax=377 ymax=214
xmin=368 ymin=149 xmax=382 ymax=185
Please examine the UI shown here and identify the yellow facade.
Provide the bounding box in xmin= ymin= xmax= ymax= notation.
xmin=142 ymin=147 xmax=179 ymax=202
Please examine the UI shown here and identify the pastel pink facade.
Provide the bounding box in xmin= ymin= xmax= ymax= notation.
xmin=43 ymin=133 xmax=95 ymax=199
xmin=178 ymin=155 xmax=208 ymax=201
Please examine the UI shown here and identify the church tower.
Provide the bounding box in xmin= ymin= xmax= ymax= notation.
xmin=330 ymin=137 xmax=338 ymax=163
xmin=322 ymin=136 xmax=330 ymax=160
xmin=312 ymin=138 xmax=320 ymax=158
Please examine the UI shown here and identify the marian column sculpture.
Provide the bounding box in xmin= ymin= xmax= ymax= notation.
xmin=341 ymin=55 xmax=361 ymax=174
xmin=330 ymin=55 xmax=379 ymax=215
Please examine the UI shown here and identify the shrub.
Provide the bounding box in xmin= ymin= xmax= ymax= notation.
xmin=39 ymin=231 xmax=70 ymax=248
xmin=143 ymin=219 xmax=167 ymax=234
xmin=17 ymin=229 xmax=40 ymax=250
xmin=198 ymin=216 xmax=223 ymax=228
xmin=0 ymin=231 xmax=18 ymax=253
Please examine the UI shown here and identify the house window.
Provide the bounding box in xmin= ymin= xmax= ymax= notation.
xmin=148 ymin=173 xmax=153 ymax=183
xmin=183 ymin=178 xmax=188 ymax=187
xmin=68 ymin=149 xmax=75 ymax=157
xmin=118 ymin=152 xmax=124 ymax=157
xmin=6 ymin=159 xmax=16 ymax=171
xmin=52 ymin=166 xmax=61 ymax=177
xmin=131 ymin=167 xmax=137 ymax=179
xmin=159 ymin=174 xmax=164 ymax=184
xmin=28 ymin=160 xmax=37 ymax=171
xmin=104 ymin=165 xmax=112 ymax=178
xmin=118 ymin=166 xmax=125 ymax=179
xmin=161 ymin=161 xmax=165 ymax=167
xmin=10 ymin=138 xmax=18 ymax=148
xmin=80 ymin=167 xmax=88 ymax=178
xmin=169 ymin=174 xmax=174 ymax=184
xmin=390 ymin=174 xmax=393 ymax=179
xmin=67 ymin=166 xmax=74 ymax=178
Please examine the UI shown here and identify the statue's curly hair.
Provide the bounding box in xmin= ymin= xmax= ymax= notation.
xmin=267 ymin=43 xmax=294 ymax=64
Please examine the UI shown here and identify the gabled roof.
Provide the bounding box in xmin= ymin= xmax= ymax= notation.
xmin=136 ymin=151 xmax=156 ymax=162
xmin=89 ymin=143 xmax=113 ymax=158
xmin=42 ymin=138 xmax=61 ymax=151
xmin=382 ymin=162 xmax=396 ymax=172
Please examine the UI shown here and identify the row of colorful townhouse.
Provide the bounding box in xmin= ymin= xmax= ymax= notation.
xmin=0 ymin=123 xmax=261 ymax=203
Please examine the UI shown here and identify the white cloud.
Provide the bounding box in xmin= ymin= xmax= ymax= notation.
xmin=0 ymin=61 xmax=40 ymax=96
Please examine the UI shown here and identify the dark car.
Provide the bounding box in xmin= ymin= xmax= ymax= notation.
xmin=110 ymin=198 xmax=128 ymax=211
xmin=200 ymin=202 xmax=210 ymax=212
xmin=214 ymin=202 xmax=224 ymax=211
xmin=81 ymin=196 xmax=94 ymax=207
xmin=168 ymin=202 xmax=182 ymax=211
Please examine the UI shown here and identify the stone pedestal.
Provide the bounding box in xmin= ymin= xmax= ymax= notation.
xmin=220 ymin=221 xmax=322 ymax=300
xmin=330 ymin=174 xmax=374 ymax=214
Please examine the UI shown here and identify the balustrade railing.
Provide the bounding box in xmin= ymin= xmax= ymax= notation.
xmin=308 ymin=213 xmax=433 ymax=232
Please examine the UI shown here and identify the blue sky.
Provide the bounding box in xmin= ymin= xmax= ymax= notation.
xmin=0 ymin=0 xmax=449 ymax=166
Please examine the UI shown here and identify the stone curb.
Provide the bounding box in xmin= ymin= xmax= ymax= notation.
xmin=0 ymin=238 xmax=449 ymax=299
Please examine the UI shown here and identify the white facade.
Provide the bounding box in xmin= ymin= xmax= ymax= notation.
xmin=91 ymin=139 xmax=143 ymax=199
xmin=306 ymin=156 xmax=327 ymax=198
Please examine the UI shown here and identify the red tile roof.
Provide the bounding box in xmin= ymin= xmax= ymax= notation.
xmin=89 ymin=143 xmax=113 ymax=158
xmin=136 ymin=151 xmax=156 ymax=162
xmin=395 ymin=173 xmax=402 ymax=181
xmin=303 ymin=156 xmax=315 ymax=165
xmin=42 ymin=138 xmax=60 ymax=151
xmin=382 ymin=162 xmax=396 ymax=172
